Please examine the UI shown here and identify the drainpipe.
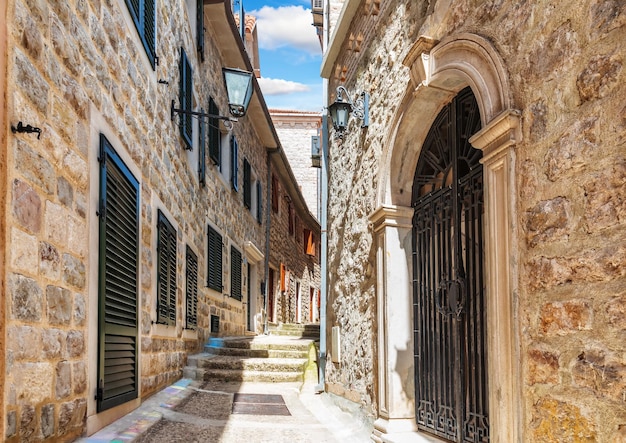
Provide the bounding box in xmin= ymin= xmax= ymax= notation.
xmin=315 ymin=111 xmax=329 ymax=393
xmin=315 ymin=0 xmax=331 ymax=390
xmin=263 ymin=149 xmax=273 ymax=335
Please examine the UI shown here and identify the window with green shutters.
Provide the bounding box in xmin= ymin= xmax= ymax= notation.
xmin=207 ymin=225 xmax=223 ymax=292
xmin=243 ymin=158 xmax=251 ymax=209
xmin=231 ymin=136 xmax=239 ymax=191
xmin=231 ymin=246 xmax=242 ymax=301
xmin=179 ymin=48 xmax=193 ymax=150
xmin=125 ymin=0 xmax=156 ymax=69
xmin=208 ymin=97 xmax=220 ymax=165
xmin=186 ymin=246 xmax=198 ymax=329
xmin=157 ymin=211 xmax=177 ymax=326
xmin=256 ymin=181 xmax=262 ymax=223
xmin=197 ymin=0 xmax=204 ymax=61
xmin=198 ymin=107 xmax=206 ymax=186
xmin=97 ymin=134 xmax=139 ymax=412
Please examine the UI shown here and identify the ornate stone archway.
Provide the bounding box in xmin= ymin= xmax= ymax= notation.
xmin=370 ymin=33 xmax=523 ymax=443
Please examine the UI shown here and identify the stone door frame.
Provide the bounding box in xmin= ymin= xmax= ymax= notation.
xmin=370 ymin=33 xmax=523 ymax=443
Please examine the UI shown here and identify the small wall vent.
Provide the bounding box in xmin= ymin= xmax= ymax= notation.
xmin=331 ymin=326 xmax=341 ymax=363
xmin=211 ymin=315 xmax=220 ymax=334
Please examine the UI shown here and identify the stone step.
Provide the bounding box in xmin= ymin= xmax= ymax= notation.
xmin=201 ymin=369 xmax=304 ymax=383
xmin=204 ymin=345 xmax=308 ymax=359
xmin=198 ymin=355 xmax=308 ymax=373
xmin=267 ymin=329 xmax=320 ymax=338
xmin=206 ymin=337 xmax=313 ymax=352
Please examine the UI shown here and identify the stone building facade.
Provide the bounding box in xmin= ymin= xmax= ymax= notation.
xmin=321 ymin=0 xmax=625 ymax=442
xmin=267 ymin=146 xmax=322 ymax=326
xmin=1 ymin=0 xmax=318 ymax=441
xmin=270 ymin=110 xmax=322 ymax=219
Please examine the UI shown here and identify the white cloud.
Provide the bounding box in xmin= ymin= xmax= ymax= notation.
xmin=250 ymin=6 xmax=320 ymax=55
xmin=258 ymin=77 xmax=310 ymax=96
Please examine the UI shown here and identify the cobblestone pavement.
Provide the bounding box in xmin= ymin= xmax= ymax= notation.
xmin=76 ymin=379 xmax=373 ymax=443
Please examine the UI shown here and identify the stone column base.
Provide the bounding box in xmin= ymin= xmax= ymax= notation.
xmin=371 ymin=418 xmax=440 ymax=443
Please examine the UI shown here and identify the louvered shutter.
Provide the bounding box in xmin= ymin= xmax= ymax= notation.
xmin=125 ymin=0 xmax=156 ymax=69
xmin=98 ymin=134 xmax=139 ymax=412
xmin=199 ymin=107 xmax=206 ymax=186
xmin=231 ymin=137 xmax=239 ymax=191
xmin=144 ymin=0 xmax=156 ymax=67
xmin=186 ymin=246 xmax=198 ymax=329
xmin=231 ymin=246 xmax=242 ymax=301
xmin=157 ymin=211 xmax=176 ymax=325
xmin=208 ymin=97 xmax=220 ymax=165
xmin=180 ymin=48 xmax=193 ymax=149
xmin=197 ymin=0 xmax=204 ymax=61
xmin=207 ymin=226 xmax=223 ymax=291
xmin=256 ymin=181 xmax=262 ymax=222
xmin=243 ymin=159 xmax=251 ymax=209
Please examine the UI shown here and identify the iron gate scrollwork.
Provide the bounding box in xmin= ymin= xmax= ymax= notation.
xmin=411 ymin=87 xmax=489 ymax=442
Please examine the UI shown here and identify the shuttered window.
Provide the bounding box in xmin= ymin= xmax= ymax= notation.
xmin=208 ymin=97 xmax=220 ymax=165
xmin=179 ymin=48 xmax=193 ymax=150
xmin=271 ymin=174 xmax=278 ymax=213
xmin=304 ymin=229 xmax=316 ymax=256
xmin=207 ymin=225 xmax=223 ymax=292
xmin=231 ymin=136 xmax=239 ymax=191
xmin=97 ymin=134 xmax=139 ymax=412
xmin=186 ymin=246 xmax=198 ymax=329
xmin=243 ymin=158 xmax=251 ymax=209
xmin=231 ymin=246 xmax=242 ymax=301
xmin=157 ymin=211 xmax=177 ymax=326
xmin=197 ymin=0 xmax=204 ymax=61
xmin=125 ymin=0 xmax=156 ymax=69
xmin=198 ymin=107 xmax=206 ymax=186
xmin=256 ymin=181 xmax=262 ymax=223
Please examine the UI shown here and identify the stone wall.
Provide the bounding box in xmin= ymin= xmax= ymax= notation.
xmin=324 ymin=0 xmax=626 ymax=439
xmin=4 ymin=0 xmax=270 ymax=440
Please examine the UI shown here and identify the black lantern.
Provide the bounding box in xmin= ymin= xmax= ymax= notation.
xmin=327 ymin=86 xmax=369 ymax=138
xmin=223 ymin=67 xmax=254 ymax=118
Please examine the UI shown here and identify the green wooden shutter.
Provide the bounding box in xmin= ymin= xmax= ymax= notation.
xmin=231 ymin=136 xmax=238 ymax=191
xmin=231 ymin=246 xmax=242 ymax=301
xmin=157 ymin=211 xmax=177 ymax=325
xmin=199 ymin=107 xmax=206 ymax=186
xmin=243 ymin=159 xmax=251 ymax=209
xmin=186 ymin=246 xmax=198 ymax=329
xmin=257 ymin=181 xmax=262 ymax=223
xmin=208 ymin=97 xmax=220 ymax=165
xmin=197 ymin=0 xmax=204 ymax=61
xmin=207 ymin=225 xmax=223 ymax=291
xmin=98 ymin=134 xmax=139 ymax=412
xmin=179 ymin=48 xmax=193 ymax=150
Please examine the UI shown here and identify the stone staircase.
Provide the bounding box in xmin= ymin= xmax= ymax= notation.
xmin=267 ymin=322 xmax=320 ymax=339
xmin=184 ymin=326 xmax=320 ymax=383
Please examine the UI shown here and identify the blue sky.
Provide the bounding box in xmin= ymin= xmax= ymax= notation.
xmin=242 ymin=0 xmax=323 ymax=111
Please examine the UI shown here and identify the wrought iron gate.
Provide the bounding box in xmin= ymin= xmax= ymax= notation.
xmin=411 ymin=88 xmax=489 ymax=442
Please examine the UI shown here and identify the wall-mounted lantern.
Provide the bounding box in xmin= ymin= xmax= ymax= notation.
xmin=328 ymin=85 xmax=369 ymax=138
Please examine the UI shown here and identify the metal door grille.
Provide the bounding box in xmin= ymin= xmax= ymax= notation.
xmin=412 ymin=88 xmax=488 ymax=442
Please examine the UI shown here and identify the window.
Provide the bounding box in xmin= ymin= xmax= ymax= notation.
xmin=196 ymin=0 xmax=204 ymax=61
xmin=207 ymin=225 xmax=223 ymax=292
xmin=97 ymin=134 xmax=139 ymax=411
xmin=186 ymin=246 xmax=198 ymax=329
xmin=256 ymin=181 xmax=263 ymax=222
xmin=198 ymin=107 xmax=206 ymax=186
xmin=208 ymin=97 xmax=220 ymax=165
xmin=271 ymin=174 xmax=279 ymax=213
xmin=243 ymin=158 xmax=251 ymax=209
xmin=157 ymin=210 xmax=177 ymax=325
xmin=231 ymin=246 xmax=242 ymax=301
xmin=295 ymin=216 xmax=301 ymax=242
xmin=304 ymin=229 xmax=316 ymax=256
xmin=179 ymin=48 xmax=193 ymax=150
xmin=231 ymin=136 xmax=239 ymax=191
xmin=288 ymin=201 xmax=294 ymax=235
xmin=125 ymin=0 xmax=156 ymax=68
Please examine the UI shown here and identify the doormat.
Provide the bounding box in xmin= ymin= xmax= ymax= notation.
xmin=231 ymin=393 xmax=291 ymax=416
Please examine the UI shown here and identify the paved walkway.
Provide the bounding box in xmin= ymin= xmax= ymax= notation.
xmin=75 ymin=378 xmax=373 ymax=442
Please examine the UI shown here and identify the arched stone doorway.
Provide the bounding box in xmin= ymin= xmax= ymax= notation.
xmin=370 ymin=34 xmax=523 ymax=443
